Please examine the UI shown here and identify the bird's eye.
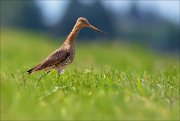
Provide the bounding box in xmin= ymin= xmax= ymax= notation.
xmin=82 ymin=20 xmax=87 ymax=24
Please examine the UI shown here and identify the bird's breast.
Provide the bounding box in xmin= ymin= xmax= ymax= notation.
xmin=60 ymin=46 xmax=75 ymax=66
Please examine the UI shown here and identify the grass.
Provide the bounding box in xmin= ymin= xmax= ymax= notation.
xmin=1 ymin=29 xmax=179 ymax=120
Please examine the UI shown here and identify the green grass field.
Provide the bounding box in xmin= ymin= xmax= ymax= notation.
xmin=1 ymin=29 xmax=179 ymax=120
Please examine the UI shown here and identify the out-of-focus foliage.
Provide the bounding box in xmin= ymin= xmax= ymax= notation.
xmin=1 ymin=0 xmax=45 ymax=30
xmin=116 ymin=2 xmax=180 ymax=52
xmin=0 ymin=0 xmax=179 ymax=52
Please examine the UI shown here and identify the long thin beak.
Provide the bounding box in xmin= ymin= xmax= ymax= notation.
xmin=88 ymin=24 xmax=107 ymax=37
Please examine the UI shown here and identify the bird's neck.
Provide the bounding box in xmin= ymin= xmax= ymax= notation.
xmin=64 ymin=24 xmax=81 ymax=44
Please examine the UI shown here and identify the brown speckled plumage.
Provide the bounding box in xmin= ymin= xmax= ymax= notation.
xmin=27 ymin=17 xmax=107 ymax=74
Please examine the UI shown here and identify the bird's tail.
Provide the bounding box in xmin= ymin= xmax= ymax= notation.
xmin=27 ymin=64 xmax=42 ymax=74
xmin=27 ymin=68 xmax=34 ymax=74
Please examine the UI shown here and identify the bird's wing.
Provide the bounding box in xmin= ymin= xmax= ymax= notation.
xmin=33 ymin=48 xmax=70 ymax=71
xmin=41 ymin=49 xmax=69 ymax=68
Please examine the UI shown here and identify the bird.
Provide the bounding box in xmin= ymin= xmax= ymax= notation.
xmin=27 ymin=17 xmax=107 ymax=75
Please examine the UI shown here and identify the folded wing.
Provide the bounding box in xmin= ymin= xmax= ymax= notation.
xmin=27 ymin=48 xmax=69 ymax=74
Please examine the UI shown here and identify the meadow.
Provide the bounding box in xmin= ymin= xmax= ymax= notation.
xmin=1 ymin=29 xmax=179 ymax=120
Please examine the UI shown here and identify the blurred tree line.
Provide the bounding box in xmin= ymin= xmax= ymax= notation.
xmin=1 ymin=0 xmax=44 ymax=30
xmin=1 ymin=0 xmax=179 ymax=52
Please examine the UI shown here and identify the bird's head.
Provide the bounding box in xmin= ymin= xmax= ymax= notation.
xmin=77 ymin=17 xmax=107 ymax=37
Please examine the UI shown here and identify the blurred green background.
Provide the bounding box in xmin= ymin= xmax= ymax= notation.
xmin=1 ymin=0 xmax=179 ymax=120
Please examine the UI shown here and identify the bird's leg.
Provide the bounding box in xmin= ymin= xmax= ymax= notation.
xmin=58 ymin=73 xmax=61 ymax=79
xmin=57 ymin=70 xmax=61 ymax=80
xmin=55 ymin=72 xmax=61 ymax=83
xmin=37 ymin=71 xmax=50 ymax=87
xmin=56 ymin=69 xmax=64 ymax=81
